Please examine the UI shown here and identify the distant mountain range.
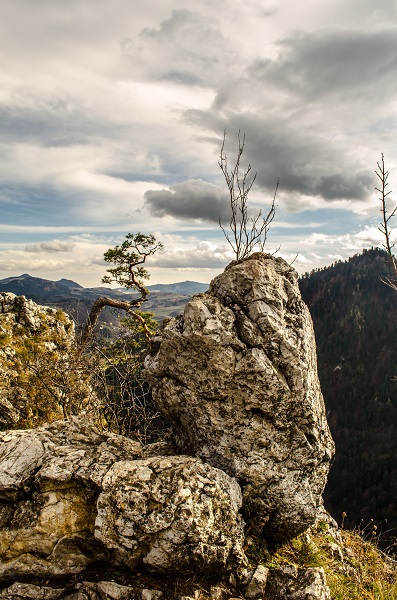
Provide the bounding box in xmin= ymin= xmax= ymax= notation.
xmin=0 ymin=273 xmax=209 ymax=325
xmin=0 ymin=273 xmax=208 ymax=302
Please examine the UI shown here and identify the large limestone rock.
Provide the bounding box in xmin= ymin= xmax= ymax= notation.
xmin=96 ymin=455 xmax=245 ymax=572
xmin=145 ymin=253 xmax=335 ymax=542
xmin=0 ymin=418 xmax=245 ymax=582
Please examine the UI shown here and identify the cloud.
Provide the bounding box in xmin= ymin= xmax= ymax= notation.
xmin=252 ymin=28 xmax=397 ymax=103
xmin=144 ymin=179 xmax=229 ymax=222
xmin=305 ymin=226 xmax=387 ymax=252
xmin=0 ymin=234 xmax=115 ymax=286
xmin=185 ymin=26 xmax=397 ymax=209
xmin=151 ymin=240 xmax=233 ymax=269
xmin=130 ymin=9 xmax=238 ymax=86
xmin=1 ymin=1 xmax=397 ymax=286
xmin=25 ymin=239 xmax=76 ymax=253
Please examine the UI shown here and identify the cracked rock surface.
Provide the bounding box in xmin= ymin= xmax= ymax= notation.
xmin=145 ymin=253 xmax=335 ymax=542
xmin=0 ymin=418 xmax=246 ymax=581
xmin=0 ymin=417 xmax=142 ymax=581
xmin=96 ymin=455 xmax=245 ymax=572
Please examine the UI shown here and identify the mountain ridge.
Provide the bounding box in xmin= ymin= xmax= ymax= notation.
xmin=0 ymin=273 xmax=208 ymax=299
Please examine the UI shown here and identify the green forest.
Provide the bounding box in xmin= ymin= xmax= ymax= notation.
xmin=300 ymin=248 xmax=397 ymax=545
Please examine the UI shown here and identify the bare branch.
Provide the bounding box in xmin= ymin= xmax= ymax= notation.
xmin=219 ymin=131 xmax=278 ymax=260
xmin=376 ymin=154 xmax=397 ymax=289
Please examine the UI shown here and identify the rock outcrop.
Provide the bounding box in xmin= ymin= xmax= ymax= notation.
xmin=0 ymin=417 xmax=245 ymax=583
xmin=145 ymin=253 xmax=335 ymax=542
xmin=0 ymin=293 xmax=92 ymax=429
xmin=0 ymin=256 xmax=340 ymax=598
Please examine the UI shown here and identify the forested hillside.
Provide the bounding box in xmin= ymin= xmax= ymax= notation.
xmin=300 ymin=248 xmax=397 ymax=541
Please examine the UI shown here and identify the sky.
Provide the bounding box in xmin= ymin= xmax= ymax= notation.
xmin=1 ymin=0 xmax=397 ymax=286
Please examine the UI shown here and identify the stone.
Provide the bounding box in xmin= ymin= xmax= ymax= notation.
xmin=0 ymin=417 xmax=142 ymax=582
xmin=266 ymin=566 xmax=331 ymax=599
xmin=141 ymin=590 xmax=163 ymax=600
xmin=210 ymin=585 xmax=227 ymax=600
xmin=245 ymin=564 xmax=269 ymax=599
xmin=0 ymin=582 xmax=64 ymax=599
xmin=95 ymin=455 xmax=246 ymax=573
xmin=0 ymin=581 xmax=139 ymax=600
xmin=145 ymin=253 xmax=335 ymax=542
xmin=76 ymin=581 xmax=136 ymax=599
xmin=239 ymin=568 xmax=254 ymax=586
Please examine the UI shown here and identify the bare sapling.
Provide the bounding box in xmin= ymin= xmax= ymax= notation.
xmin=219 ymin=130 xmax=278 ymax=260
xmin=376 ymin=154 xmax=397 ymax=290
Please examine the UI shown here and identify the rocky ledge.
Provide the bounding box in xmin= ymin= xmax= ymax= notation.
xmin=0 ymin=254 xmax=336 ymax=599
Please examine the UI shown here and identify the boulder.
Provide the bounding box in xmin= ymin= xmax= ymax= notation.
xmin=95 ymin=455 xmax=246 ymax=572
xmin=0 ymin=417 xmax=142 ymax=581
xmin=0 ymin=417 xmax=246 ymax=582
xmin=145 ymin=253 xmax=335 ymax=541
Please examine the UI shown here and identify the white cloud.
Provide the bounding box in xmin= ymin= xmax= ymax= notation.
xmin=151 ymin=239 xmax=233 ymax=269
xmin=303 ymin=226 xmax=389 ymax=257
xmin=25 ymin=240 xmax=76 ymax=253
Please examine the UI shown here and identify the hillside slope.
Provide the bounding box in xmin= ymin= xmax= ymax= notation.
xmin=300 ymin=248 xmax=397 ymax=540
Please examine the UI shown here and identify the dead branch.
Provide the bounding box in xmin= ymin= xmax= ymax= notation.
xmin=219 ymin=130 xmax=278 ymax=260
xmin=376 ymin=154 xmax=397 ymax=290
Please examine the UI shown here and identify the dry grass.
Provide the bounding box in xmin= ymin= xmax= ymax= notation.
xmin=245 ymin=520 xmax=397 ymax=599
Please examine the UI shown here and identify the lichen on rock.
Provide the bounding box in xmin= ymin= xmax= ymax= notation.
xmin=95 ymin=455 xmax=246 ymax=573
xmin=0 ymin=293 xmax=93 ymax=429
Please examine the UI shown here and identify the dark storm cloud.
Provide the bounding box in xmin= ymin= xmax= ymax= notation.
xmin=185 ymin=111 xmax=374 ymax=206
xmin=236 ymin=121 xmax=374 ymax=203
xmin=251 ymin=28 xmax=397 ymax=101
xmin=185 ymin=27 xmax=397 ymax=205
xmin=144 ymin=179 xmax=229 ymax=222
